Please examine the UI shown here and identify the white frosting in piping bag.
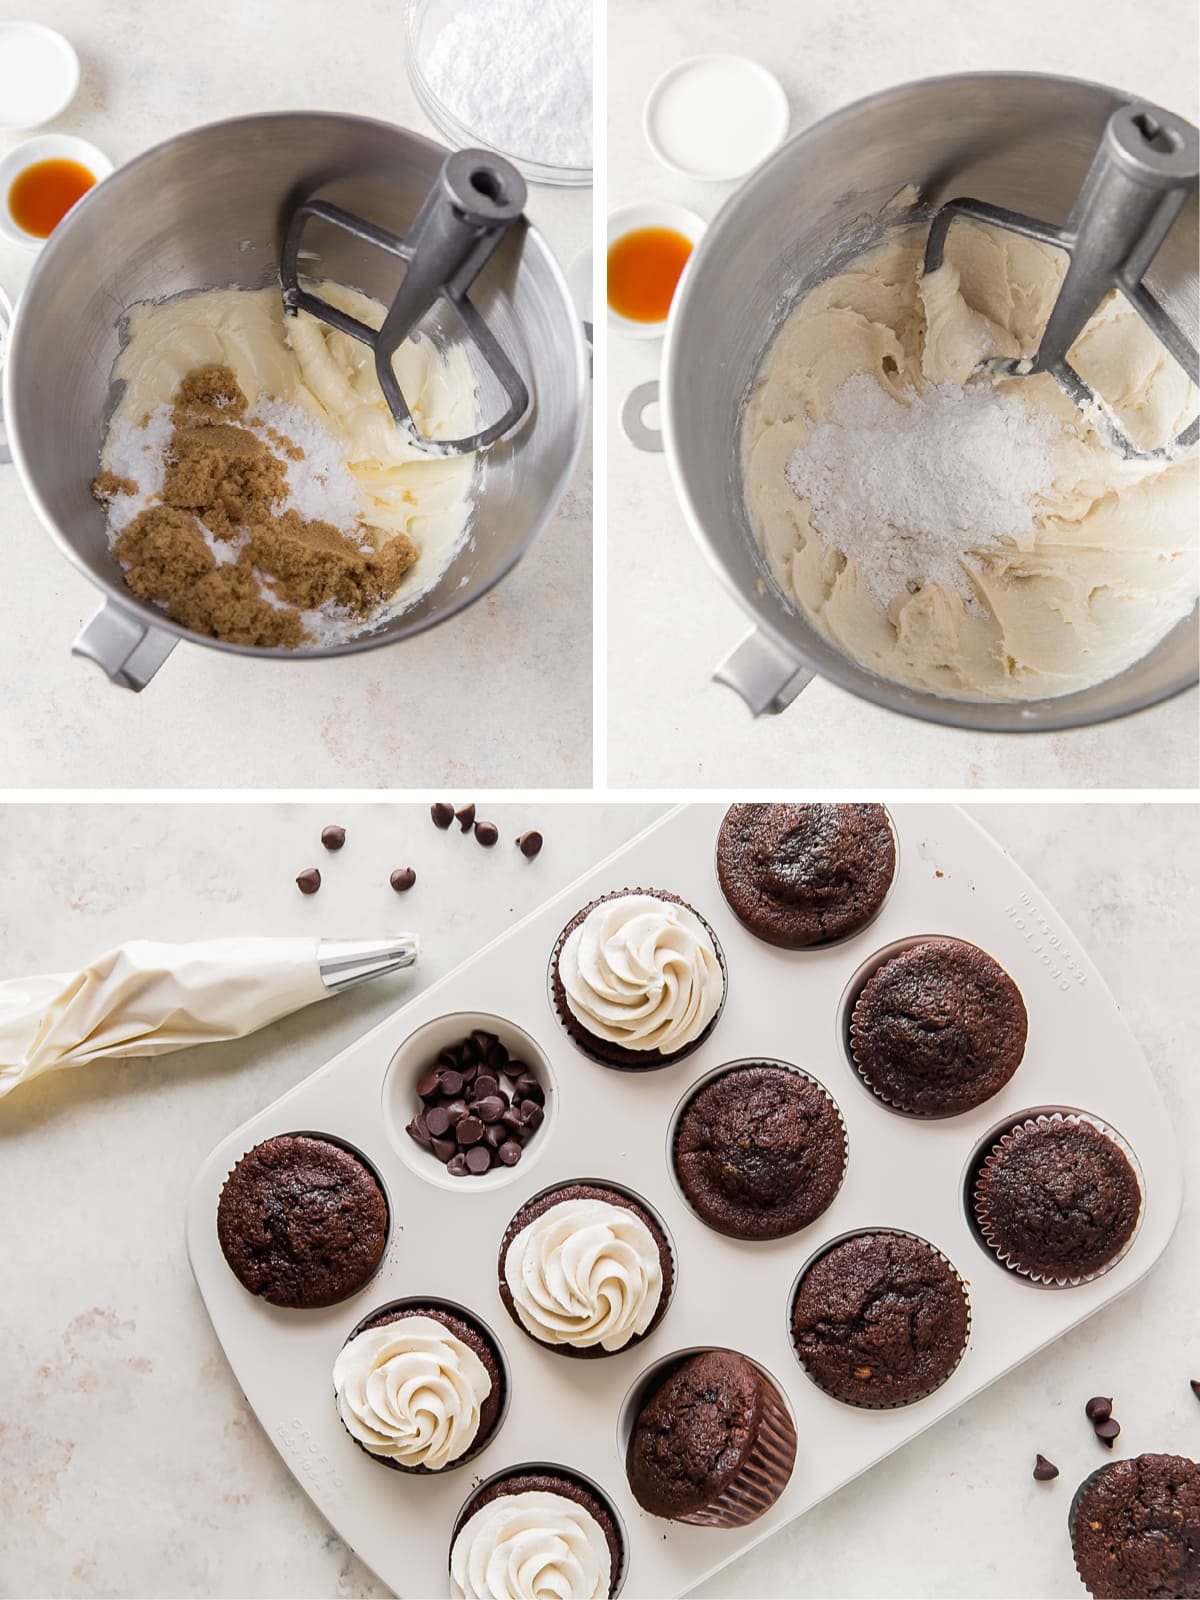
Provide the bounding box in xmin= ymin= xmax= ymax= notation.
xmin=332 ymin=1315 xmax=491 ymax=1471
xmin=504 ymin=1196 xmax=663 ymax=1351
xmin=559 ymin=894 xmax=722 ymax=1053
xmin=450 ymin=1489 xmax=612 ymax=1600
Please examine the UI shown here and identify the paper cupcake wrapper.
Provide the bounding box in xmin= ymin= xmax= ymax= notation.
xmin=791 ymin=1229 xmax=972 ymax=1409
xmin=548 ymin=887 xmax=728 ymax=1072
xmin=676 ymin=1368 xmax=798 ymax=1528
xmin=671 ymin=1060 xmax=848 ymax=1239
xmin=973 ymin=1112 xmax=1144 ymax=1288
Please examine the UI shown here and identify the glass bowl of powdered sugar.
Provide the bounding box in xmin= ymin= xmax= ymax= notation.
xmin=406 ymin=0 xmax=592 ymax=187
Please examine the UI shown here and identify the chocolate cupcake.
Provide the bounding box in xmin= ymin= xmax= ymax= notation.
xmin=791 ymin=1230 xmax=970 ymax=1407
xmin=1069 ymin=1454 xmax=1200 ymax=1598
xmin=333 ymin=1303 xmax=504 ymax=1472
xmin=625 ymin=1349 xmax=797 ymax=1526
xmin=850 ymin=937 xmax=1027 ymax=1116
xmin=450 ymin=1468 xmax=623 ymax=1600
xmin=973 ymin=1112 xmax=1143 ymax=1285
xmin=216 ymin=1133 xmax=388 ymax=1309
xmin=498 ymin=1182 xmax=673 ymax=1357
xmin=716 ymin=803 xmax=896 ymax=948
xmin=674 ymin=1063 xmax=847 ymax=1240
xmin=550 ymin=888 xmax=725 ymax=1068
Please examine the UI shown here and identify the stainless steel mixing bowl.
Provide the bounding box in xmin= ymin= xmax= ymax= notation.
xmin=661 ymin=72 xmax=1199 ymax=728
xmin=1 ymin=112 xmax=587 ymax=689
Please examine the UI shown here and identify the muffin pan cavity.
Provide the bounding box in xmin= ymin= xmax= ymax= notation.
xmin=188 ymin=805 xmax=1181 ymax=1599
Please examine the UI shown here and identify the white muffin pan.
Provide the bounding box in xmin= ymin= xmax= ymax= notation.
xmin=186 ymin=804 xmax=1183 ymax=1598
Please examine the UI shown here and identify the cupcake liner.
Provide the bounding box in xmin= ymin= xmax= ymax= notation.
xmin=671 ymin=1059 xmax=849 ymax=1240
xmin=548 ymin=887 xmax=728 ymax=1072
xmin=677 ymin=1365 xmax=797 ymax=1528
xmin=1068 ymin=1462 xmax=1117 ymax=1544
xmin=973 ymin=1112 xmax=1145 ymax=1287
xmin=334 ymin=1300 xmax=507 ymax=1474
xmin=790 ymin=1229 xmax=972 ymax=1410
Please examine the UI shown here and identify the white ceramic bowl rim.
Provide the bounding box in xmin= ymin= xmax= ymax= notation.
xmin=0 ymin=21 xmax=81 ymax=132
xmin=643 ymin=52 xmax=790 ymax=182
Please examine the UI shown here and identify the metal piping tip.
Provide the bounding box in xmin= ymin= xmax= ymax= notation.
xmin=318 ymin=936 xmax=420 ymax=993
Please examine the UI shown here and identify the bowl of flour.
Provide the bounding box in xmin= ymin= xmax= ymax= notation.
xmin=406 ymin=0 xmax=592 ymax=186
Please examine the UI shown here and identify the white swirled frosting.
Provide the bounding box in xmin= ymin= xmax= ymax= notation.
xmin=450 ymin=1489 xmax=612 ymax=1600
xmin=505 ymin=1196 xmax=663 ymax=1351
xmin=559 ymin=894 xmax=722 ymax=1053
xmin=332 ymin=1316 xmax=491 ymax=1471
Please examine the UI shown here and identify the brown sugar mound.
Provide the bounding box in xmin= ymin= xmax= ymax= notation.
xmin=92 ymin=365 xmax=418 ymax=648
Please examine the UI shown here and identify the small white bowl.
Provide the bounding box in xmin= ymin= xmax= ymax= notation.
xmin=606 ymin=202 xmax=707 ymax=341
xmin=644 ymin=54 xmax=789 ymax=183
xmin=0 ymin=21 xmax=80 ymax=132
xmin=0 ymin=134 xmax=113 ymax=250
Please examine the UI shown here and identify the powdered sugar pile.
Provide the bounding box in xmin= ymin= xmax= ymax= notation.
xmin=246 ymin=397 xmax=366 ymax=537
xmin=423 ymin=0 xmax=592 ymax=169
xmin=785 ymin=372 xmax=1062 ymax=611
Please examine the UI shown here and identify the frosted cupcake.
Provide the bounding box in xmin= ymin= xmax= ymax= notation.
xmin=332 ymin=1303 xmax=505 ymax=1472
xmin=450 ymin=1468 xmax=624 ymax=1600
xmin=550 ymin=888 xmax=726 ymax=1068
xmin=497 ymin=1182 xmax=673 ymax=1358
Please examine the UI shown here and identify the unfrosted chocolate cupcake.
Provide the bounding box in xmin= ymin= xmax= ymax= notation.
xmin=791 ymin=1230 xmax=970 ymax=1407
xmin=625 ymin=1349 xmax=797 ymax=1526
xmin=451 ymin=1468 xmax=624 ymax=1599
xmin=551 ymin=888 xmax=726 ymax=1069
xmin=850 ymin=937 xmax=1027 ymax=1116
xmin=1069 ymin=1454 xmax=1200 ymax=1598
xmin=716 ymin=803 xmax=896 ymax=948
xmin=973 ymin=1113 xmax=1142 ymax=1284
xmin=333 ymin=1303 xmax=504 ymax=1473
xmin=497 ymin=1182 xmax=673 ymax=1358
xmin=216 ymin=1133 xmax=388 ymax=1308
xmin=674 ymin=1063 xmax=847 ymax=1240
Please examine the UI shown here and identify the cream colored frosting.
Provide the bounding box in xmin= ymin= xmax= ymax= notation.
xmin=560 ymin=894 xmax=722 ymax=1054
xmin=504 ymin=1197 xmax=663 ymax=1352
xmin=102 ymin=283 xmax=477 ymax=618
xmin=743 ymin=217 xmax=1198 ymax=701
xmin=450 ymin=1489 xmax=612 ymax=1600
xmin=332 ymin=1316 xmax=491 ymax=1471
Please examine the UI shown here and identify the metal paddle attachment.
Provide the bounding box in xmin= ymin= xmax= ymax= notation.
xmin=924 ymin=101 xmax=1199 ymax=460
xmin=280 ymin=149 xmax=530 ymax=456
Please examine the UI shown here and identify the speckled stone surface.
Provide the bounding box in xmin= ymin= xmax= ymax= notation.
xmin=0 ymin=0 xmax=591 ymax=789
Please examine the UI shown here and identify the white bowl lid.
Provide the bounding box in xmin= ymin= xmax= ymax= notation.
xmin=644 ymin=54 xmax=790 ymax=182
xmin=0 ymin=21 xmax=81 ymax=132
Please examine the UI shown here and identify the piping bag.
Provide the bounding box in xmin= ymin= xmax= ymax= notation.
xmin=0 ymin=936 xmax=419 ymax=1101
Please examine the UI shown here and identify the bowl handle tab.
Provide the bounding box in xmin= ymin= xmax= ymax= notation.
xmin=72 ymin=602 xmax=177 ymax=692
xmin=714 ymin=626 xmax=813 ymax=716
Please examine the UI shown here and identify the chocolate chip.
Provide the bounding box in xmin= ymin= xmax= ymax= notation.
xmin=514 ymin=1074 xmax=544 ymax=1104
xmin=484 ymin=1123 xmax=506 ymax=1150
xmin=459 ymin=1060 xmax=479 ymax=1084
xmin=416 ymin=1070 xmax=442 ymax=1102
xmin=1033 ymin=1455 xmax=1059 ymax=1481
xmin=474 ymin=820 xmax=499 ymax=847
xmin=1192 ymin=1379 xmax=1200 ymax=1402
xmin=425 ymin=1105 xmax=451 ymax=1138
xmin=471 ymin=1030 xmax=498 ymax=1056
xmin=498 ymin=1140 xmax=522 ymax=1166
xmin=390 ymin=867 xmax=416 ymax=892
xmin=1085 ymin=1396 xmax=1112 ymax=1424
xmin=405 ymin=1113 xmax=431 ymax=1150
xmin=446 ymin=1153 xmax=469 ymax=1177
xmin=474 ymin=1074 xmax=499 ymax=1100
xmin=1094 ymin=1419 xmax=1121 ymax=1445
xmin=439 ymin=1070 xmax=463 ymax=1098
xmin=443 ymin=1099 xmax=468 ymax=1126
xmin=320 ymin=825 xmax=346 ymax=850
xmin=431 ymin=802 xmax=454 ymax=829
xmin=431 ymin=1136 xmax=457 ymax=1163
xmin=475 ymin=1095 xmax=506 ymax=1124
xmin=456 ymin=804 xmax=476 ymax=832
xmin=487 ymin=1044 xmax=509 ymax=1073
xmin=501 ymin=1108 xmax=526 ymax=1136
xmin=295 ymin=867 xmax=321 ymax=894
xmin=456 ymin=1116 xmax=484 ymax=1146
xmin=465 ymin=1146 xmax=491 ymax=1174
xmin=516 ymin=830 xmax=543 ymax=858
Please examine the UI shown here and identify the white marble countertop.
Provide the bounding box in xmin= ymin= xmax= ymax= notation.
xmin=606 ymin=0 xmax=1200 ymax=791
xmin=1 ymin=801 xmax=1197 ymax=1598
xmin=0 ymin=0 xmax=592 ymax=789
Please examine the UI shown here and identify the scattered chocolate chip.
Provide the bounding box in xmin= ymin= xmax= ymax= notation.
xmin=1094 ymin=1418 xmax=1121 ymax=1446
xmin=431 ymin=802 xmax=454 ymax=829
xmin=456 ymin=804 xmax=476 ymax=832
xmin=1033 ymin=1455 xmax=1059 ymax=1481
xmin=465 ymin=1146 xmax=492 ymax=1174
xmin=474 ymin=820 xmax=499 ymax=847
xmin=456 ymin=1116 xmax=484 ymax=1146
xmin=405 ymin=1113 xmax=431 ymax=1150
xmin=390 ymin=867 xmax=416 ymax=892
xmin=439 ymin=1070 xmax=464 ymax=1098
xmin=446 ymin=1153 xmax=469 ymax=1177
xmin=295 ymin=867 xmax=321 ymax=894
xmin=475 ymin=1095 xmax=506 ymax=1124
xmin=498 ymin=1140 xmax=522 ymax=1166
xmin=474 ymin=1074 xmax=499 ymax=1100
xmin=1085 ymin=1396 xmax=1113 ymax=1424
xmin=416 ymin=1070 xmax=441 ymax=1101
xmin=516 ymin=830 xmax=543 ymax=859
xmin=320 ymin=825 xmax=346 ymax=850
xmin=430 ymin=1136 xmax=457 ymax=1163
xmin=1191 ymin=1379 xmax=1200 ymax=1402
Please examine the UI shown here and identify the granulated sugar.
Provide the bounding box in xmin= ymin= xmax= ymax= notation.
xmin=102 ymin=406 xmax=174 ymax=532
xmin=423 ymin=0 xmax=592 ymax=168
xmin=785 ymin=372 xmax=1062 ymax=610
xmin=247 ymin=398 xmax=366 ymax=537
